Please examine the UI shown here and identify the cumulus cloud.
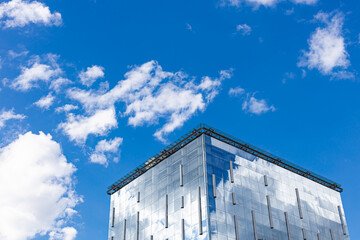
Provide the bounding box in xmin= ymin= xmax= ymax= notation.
xmin=34 ymin=92 xmax=55 ymax=110
xmin=236 ymin=24 xmax=252 ymax=35
xmin=79 ymin=65 xmax=105 ymax=87
xmin=58 ymin=106 xmax=118 ymax=144
xmin=55 ymin=104 xmax=79 ymax=113
xmin=298 ymin=11 xmax=352 ymax=78
xmin=0 ymin=108 xmax=26 ymax=128
xmin=0 ymin=131 xmax=80 ymax=240
xmin=67 ymin=61 xmax=231 ymax=142
xmin=242 ymin=95 xmax=275 ymax=114
xmin=0 ymin=0 xmax=62 ymax=28
xmin=11 ymin=54 xmax=62 ymax=91
xmin=89 ymin=137 xmax=123 ymax=166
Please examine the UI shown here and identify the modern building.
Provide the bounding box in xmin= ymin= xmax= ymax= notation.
xmin=107 ymin=124 xmax=349 ymax=240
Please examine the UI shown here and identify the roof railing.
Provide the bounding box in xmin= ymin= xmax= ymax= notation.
xmin=107 ymin=124 xmax=342 ymax=195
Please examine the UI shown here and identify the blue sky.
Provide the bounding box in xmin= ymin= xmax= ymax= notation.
xmin=0 ymin=0 xmax=359 ymax=239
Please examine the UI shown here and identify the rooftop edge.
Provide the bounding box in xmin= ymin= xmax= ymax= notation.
xmin=107 ymin=124 xmax=342 ymax=195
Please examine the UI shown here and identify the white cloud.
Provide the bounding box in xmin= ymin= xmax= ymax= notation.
xmin=330 ymin=71 xmax=355 ymax=81
xmin=79 ymin=65 xmax=104 ymax=87
xmin=11 ymin=55 xmax=62 ymax=91
xmin=89 ymin=137 xmax=123 ymax=166
xmin=291 ymin=0 xmax=317 ymax=4
xmin=95 ymin=137 xmax=123 ymax=153
xmin=242 ymin=95 xmax=275 ymax=114
xmin=49 ymin=227 xmax=77 ymax=240
xmin=236 ymin=24 xmax=252 ymax=35
xmin=186 ymin=23 xmax=193 ymax=32
xmin=34 ymin=92 xmax=55 ymax=110
xmin=228 ymin=87 xmax=245 ymax=96
xmin=282 ymin=72 xmax=295 ymax=84
xmin=298 ymin=12 xmax=351 ymax=77
xmin=0 ymin=0 xmax=62 ymax=28
xmin=89 ymin=153 xmax=108 ymax=165
xmin=0 ymin=131 xmax=80 ymax=240
xmin=55 ymin=104 xmax=79 ymax=113
xmin=222 ymin=0 xmax=279 ymax=8
xmin=50 ymin=77 xmax=72 ymax=93
xmin=8 ymin=49 xmax=29 ymax=59
xmin=58 ymin=106 xmax=118 ymax=144
xmin=0 ymin=108 xmax=26 ymax=128
xmin=285 ymin=8 xmax=294 ymax=15
xmin=229 ymin=87 xmax=275 ymax=115
xmin=67 ymin=61 xmax=231 ymax=142
xmin=222 ymin=0 xmax=318 ymax=8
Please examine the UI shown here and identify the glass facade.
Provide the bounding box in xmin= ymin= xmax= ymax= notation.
xmin=109 ymin=134 xmax=350 ymax=240
xmin=109 ymin=136 xmax=209 ymax=240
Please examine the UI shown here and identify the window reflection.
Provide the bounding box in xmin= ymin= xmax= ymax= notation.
xmin=109 ymin=135 xmax=349 ymax=240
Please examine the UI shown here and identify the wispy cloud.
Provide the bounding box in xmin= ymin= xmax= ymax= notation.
xmin=10 ymin=54 xmax=62 ymax=91
xmin=291 ymin=0 xmax=317 ymax=4
xmin=186 ymin=23 xmax=193 ymax=32
xmin=229 ymin=87 xmax=275 ymax=115
xmin=0 ymin=0 xmax=62 ymax=28
xmin=242 ymin=95 xmax=275 ymax=114
xmin=34 ymin=92 xmax=55 ymax=110
xmin=50 ymin=77 xmax=72 ymax=93
xmin=298 ymin=11 xmax=353 ymax=79
xmin=55 ymin=104 xmax=79 ymax=113
xmin=228 ymin=87 xmax=245 ymax=96
xmin=236 ymin=24 xmax=252 ymax=35
xmin=8 ymin=49 xmax=29 ymax=59
xmin=0 ymin=108 xmax=26 ymax=128
xmin=222 ymin=0 xmax=317 ymax=8
xmin=285 ymin=8 xmax=294 ymax=15
xmin=222 ymin=0 xmax=279 ymax=8
xmin=282 ymin=72 xmax=295 ymax=84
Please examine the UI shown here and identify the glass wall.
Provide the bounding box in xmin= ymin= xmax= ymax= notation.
xmin=205 ymin=135 xmax=350 ymax=240
xmin=109 ymin=136 xmax=210 ymax=240
xmin=109 ymin=134 xmax=349 ymax=240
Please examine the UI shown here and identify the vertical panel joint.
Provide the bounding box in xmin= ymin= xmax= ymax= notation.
xmin=230 ymin=161 xmax=234 ymax=183
xmin=266 ymin=195 xmax=274 ymax=229
xmin=112 ymin=207 xmax=115 ymax=227
xmin=264 ymin=175 xmax=268 ymax=187
xmin=198 ymin=187 xmax=203 ymax=235
xmin=285 ymin=212 xmax=291 ymax=240
xmin=295 ymin=188 xmax=303 ymax=219
xmin=180 ymin=164 xmax=183 ymax=187
xmin=212 ymin=174 xmax=216 ymax=198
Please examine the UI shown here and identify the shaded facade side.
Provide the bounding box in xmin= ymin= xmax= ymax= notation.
xmin=205 ymin=135 xmax=349 ymax=240
xmin=108 ymin=133 xmax=349 ymax=240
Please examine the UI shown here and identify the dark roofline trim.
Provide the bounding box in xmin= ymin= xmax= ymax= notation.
xmin=107 ymin=124 xmax=342 ymax=195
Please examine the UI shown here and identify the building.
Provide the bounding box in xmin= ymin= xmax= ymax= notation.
xmin=107 ymin=124 xmax=350 ymax=240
